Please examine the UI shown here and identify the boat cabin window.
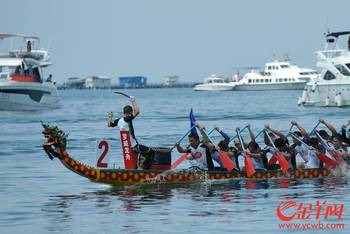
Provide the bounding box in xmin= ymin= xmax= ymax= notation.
xmin=32 ymin=67 xmax=42 ymax=82
xmin=268 ymin=66 xmax=272 ymax=70
xmin=0 ymin=65 xmax=18 ymax=75
xmin=323 ymin=70 xmax=336 ymax=80
xmin=346 ymin=63 xmax=350 ymax=71
xmin=248 ymin=79 xmax=252 ymax=83
xmin=280 ymin=65 xmax=290 ymax=68
xmin=335 ymin=64 xmax=350 ymax=76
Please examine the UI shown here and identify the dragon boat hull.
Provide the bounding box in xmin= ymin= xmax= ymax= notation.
xmin=56 ymin=149 xmax=332 ymax=186
xmin=41 ymin=123 xmax=335 ymax=187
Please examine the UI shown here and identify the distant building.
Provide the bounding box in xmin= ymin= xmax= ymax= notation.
xmin=85 ymin=76 xmax=111 ymax=89
xmin=119 ymin=76 xmax=147 ymax=88
xmin=164 ymin=76 xmax=179 ymax=87
xmin=63 ymin=77 xmax=85 ymax=89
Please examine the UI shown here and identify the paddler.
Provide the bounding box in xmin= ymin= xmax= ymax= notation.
xmin=176 ymin=122 xmax=215 ymax=170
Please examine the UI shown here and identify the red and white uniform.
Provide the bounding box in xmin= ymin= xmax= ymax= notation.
xmin=188 ymin=145 xmax=208 ymax=169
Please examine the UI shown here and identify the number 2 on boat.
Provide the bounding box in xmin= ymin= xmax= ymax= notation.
xmin=96 ymin=140 xmax=109 ymax=168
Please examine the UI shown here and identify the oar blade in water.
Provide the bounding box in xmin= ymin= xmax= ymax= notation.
xmin=275 ymin=151 xmax=290 ymax=173
xmin=219 ymin=150 xmax=236 ymax=172
xmin=316 ymin=152 xmax=337 ymax=169
xmin=244 ymin=154 xmax=256 ymax=177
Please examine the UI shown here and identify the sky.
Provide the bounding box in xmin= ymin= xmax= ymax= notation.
xmin=0 ymin=0 xmax=349 ymax=84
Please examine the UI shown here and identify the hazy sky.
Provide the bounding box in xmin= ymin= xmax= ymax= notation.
xmin=1 ymin=0 xmax=349 ymax=83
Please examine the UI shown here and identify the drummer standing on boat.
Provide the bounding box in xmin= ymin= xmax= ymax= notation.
xmin=108 ymin=96 xmax=140 ymax=148
xmin=108 ymin=95 xmax=154 ymax=169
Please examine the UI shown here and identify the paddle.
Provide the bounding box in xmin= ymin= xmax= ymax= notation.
xmin=254 ymin=129 xmax=266 ymax=140
xmin=236 ymin=128 xmax=256 ymax=177
xmin=207 ymin=128 xmax=216 ymax=136
xmin=309 ymin=121 xmax=321 ymax=136
xmin=265 ymin=130 xmax=290 ymax=173
xmin=171 ymin=153 xmax=189 ymax=169
xmin=203 ymin=128 xmax=236 ymax=172
xmin=169 ymin=125 xmax=196 ymax=151
xmin=114 ymin=91 xmax=131 ymax=98
xmin=289 ymin=132 xmax=337 ymax=169
xmin=167 ymin=125 xmax=197 ymax=169
xmin=229 ymin=125 xmax=249 ymax=143
xmin=315 ymin=131 xmax=345 ymax=165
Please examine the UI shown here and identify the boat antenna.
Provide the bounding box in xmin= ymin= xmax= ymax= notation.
xmin=47 ymin=33 xmax=53 ymax=51
xmin=283 ymin=52 xmax=290 ymax=62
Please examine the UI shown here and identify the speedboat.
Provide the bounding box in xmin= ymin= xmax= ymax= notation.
xmin=298 ymin=31 xmax=350 ymax=107
xmin=0 ymin=34 xmax=60 ymax=111
xmin=193 ymin=74 xmax=235 ymax=91
xmin=234 ymin=60 xmax=318 ymax=91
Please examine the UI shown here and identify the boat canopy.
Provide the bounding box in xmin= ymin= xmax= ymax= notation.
xmin=326 ymin=31 xmax=350 ymax=38
xmin=0 ymin=58 xmax=22 ymax=66
xmin=0 ymin=33 xmax=40 ymax=41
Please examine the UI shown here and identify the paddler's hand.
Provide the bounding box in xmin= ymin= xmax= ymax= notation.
xmin=319 ymin=118 xmax=325 ymax=124
xmin=108 ymin=111 xmax=113 ymax=119
xmin=130 ymin=96 xmax=136 ymax=102
xmin=291 ymin=120 xmax=297 ymax=126
xmin=214 ymin=125 xmax=220 ymax=131
xmin=194 ymin=121 xmax=201 ymax=128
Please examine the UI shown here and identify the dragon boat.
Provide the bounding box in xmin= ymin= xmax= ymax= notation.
xmin=41 ymin=123 xmax=334 ymax=186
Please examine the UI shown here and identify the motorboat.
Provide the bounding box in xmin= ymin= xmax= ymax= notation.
xmin=234 ymin=60 xmax=318 ymax=91
xmin=298 ymin=31 xmax=350 ymax=107
xmin=193 ymin=74 xmax=235 ymax=91
xmin=0 ymin=34 xmax=60 ymax=111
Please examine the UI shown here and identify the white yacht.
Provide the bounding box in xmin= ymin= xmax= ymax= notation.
xmin=193 ymin=74 xmax=235 ymax=91
xmin=0 ymin=34 xmax=60 ymax=111
xmin=234 ymin=61 xmax=318 ymax=91
xmin=298 ymin=31 xmax=350 ymax=107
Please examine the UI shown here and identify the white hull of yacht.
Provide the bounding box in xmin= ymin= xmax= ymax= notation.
xmin=299 ymin=83 xmax=350 ymax=107
xmin=234 ymin=81 xmax=306 ymax=91
xmin=0 ymin=81 xmax=60 ymax=110
xmin=193 ymin=84 xmax=235 ymax=91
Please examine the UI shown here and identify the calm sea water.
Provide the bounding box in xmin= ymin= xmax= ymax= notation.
xmin=0 ymin=88 xmax=349 ymax=234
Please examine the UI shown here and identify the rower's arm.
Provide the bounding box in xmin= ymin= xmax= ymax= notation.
xmin=248 ymin=124 xmax=256 ymax=143
xmin=266 ymin=125 xmax=286 ymax=139
xmin=291 ymin=121 xmax=309 ymax=138
xmin=130 ymin=96 xmax=140 ymax=117
xmin=198 ymin=123 xmax=215 ymax=152
xmin=319 ymin=118 xmax=337 ymax=136
xmin=341 ymin=128 xmax=350 ymax=144
xmin=263 ymin=131 xmax=271 ymax=146
xmin=249 ymin=152 xmax=262 ymax=158
xmin=215 ymin=127 xmax=230 ymax=142
xmin=176 ymin=143 xmax=187 ymax=153
xmin=107 ymin=112 xmax=116 ymax=127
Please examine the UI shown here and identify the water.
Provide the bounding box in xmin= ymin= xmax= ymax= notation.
xmin=0 ymin=88 xmax=349 ymax=233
